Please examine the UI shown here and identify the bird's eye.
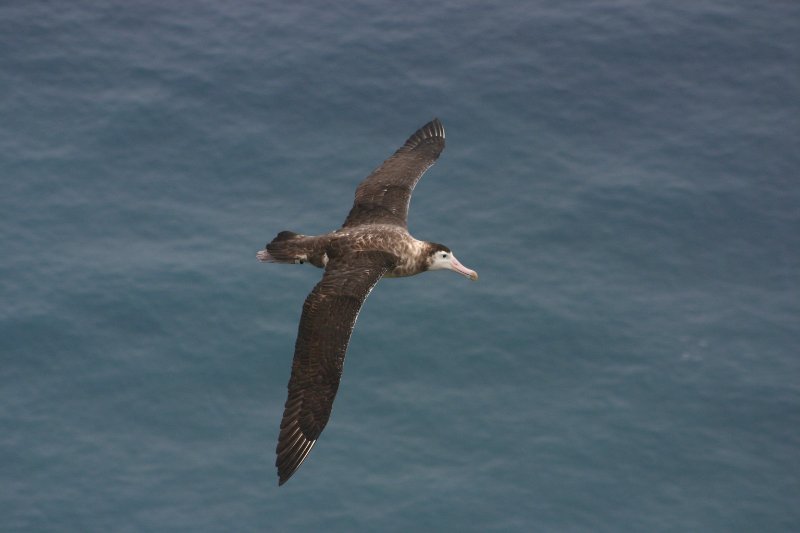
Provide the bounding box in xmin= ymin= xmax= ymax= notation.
xmin=441 ymin=253 xmax=447 ymax=258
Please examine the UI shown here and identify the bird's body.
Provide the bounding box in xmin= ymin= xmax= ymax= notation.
xmin=257 ymin=119 xmax=477 ymax=485
xmin=259 ymin=224 xmax=434 ymax=277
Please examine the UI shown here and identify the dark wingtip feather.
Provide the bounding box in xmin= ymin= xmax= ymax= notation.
xmin=401 ymin=118 xmax=445 ymax=151
xmin=276 ymin=418 xmax=317 ymax=486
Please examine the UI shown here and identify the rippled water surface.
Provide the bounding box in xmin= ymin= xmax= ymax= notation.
xmin=2 ymin=1 xmax=798 ymax=531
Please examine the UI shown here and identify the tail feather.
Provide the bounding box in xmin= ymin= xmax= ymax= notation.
xmin=273 ymin=231 xmax=299 ymax=242
xmin=259 ymin=230 xmax=324 ymax=266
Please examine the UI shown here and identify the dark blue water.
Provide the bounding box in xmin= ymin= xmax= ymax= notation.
xmin=2 ymin=1 xmax=798 ymax=531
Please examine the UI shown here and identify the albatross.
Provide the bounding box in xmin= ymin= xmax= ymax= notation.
xmin=257 ymin=118 xmax=478 ymax=485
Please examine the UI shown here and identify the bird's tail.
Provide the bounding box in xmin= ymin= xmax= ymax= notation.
xmin=257 ymin=231 xmax=324 ymax=266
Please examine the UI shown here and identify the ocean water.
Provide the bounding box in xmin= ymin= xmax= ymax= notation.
xmin=1 ymin=1 xmax=798 ymax=531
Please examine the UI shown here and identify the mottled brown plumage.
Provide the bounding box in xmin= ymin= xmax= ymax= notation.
xmin=257 ymin=118 xmax=477 ymax=485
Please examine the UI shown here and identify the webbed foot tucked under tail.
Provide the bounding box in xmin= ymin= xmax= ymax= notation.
xmin=256 ymin=249 xmax=275 ymax=262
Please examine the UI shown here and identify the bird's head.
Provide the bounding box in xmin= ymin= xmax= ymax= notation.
xmin=425 ymin=243 xmax=478 ymax=281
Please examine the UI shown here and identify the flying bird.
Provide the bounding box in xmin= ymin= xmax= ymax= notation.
xmin=257 ymin=118 xmax=478 ymax=485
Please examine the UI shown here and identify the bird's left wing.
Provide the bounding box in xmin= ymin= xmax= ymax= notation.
xmin=276 ymin=251 xmax=396 ymax=485
xmin=342 ymin=118 xmax=445 ymax=228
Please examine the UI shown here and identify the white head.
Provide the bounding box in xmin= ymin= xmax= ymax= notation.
xmin=426 ymin=244 xmax=479 ymax=281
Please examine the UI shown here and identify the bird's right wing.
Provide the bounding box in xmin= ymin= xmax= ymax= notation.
xmin=276 ymin=251 xmax=396 ymax=485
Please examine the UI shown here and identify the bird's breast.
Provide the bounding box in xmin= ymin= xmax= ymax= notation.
xmin=329 ymin=225 xmax=423 ymax=277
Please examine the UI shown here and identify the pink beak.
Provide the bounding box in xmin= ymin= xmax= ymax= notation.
xmin=450 ymin=256 xmax=479 ymax=281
